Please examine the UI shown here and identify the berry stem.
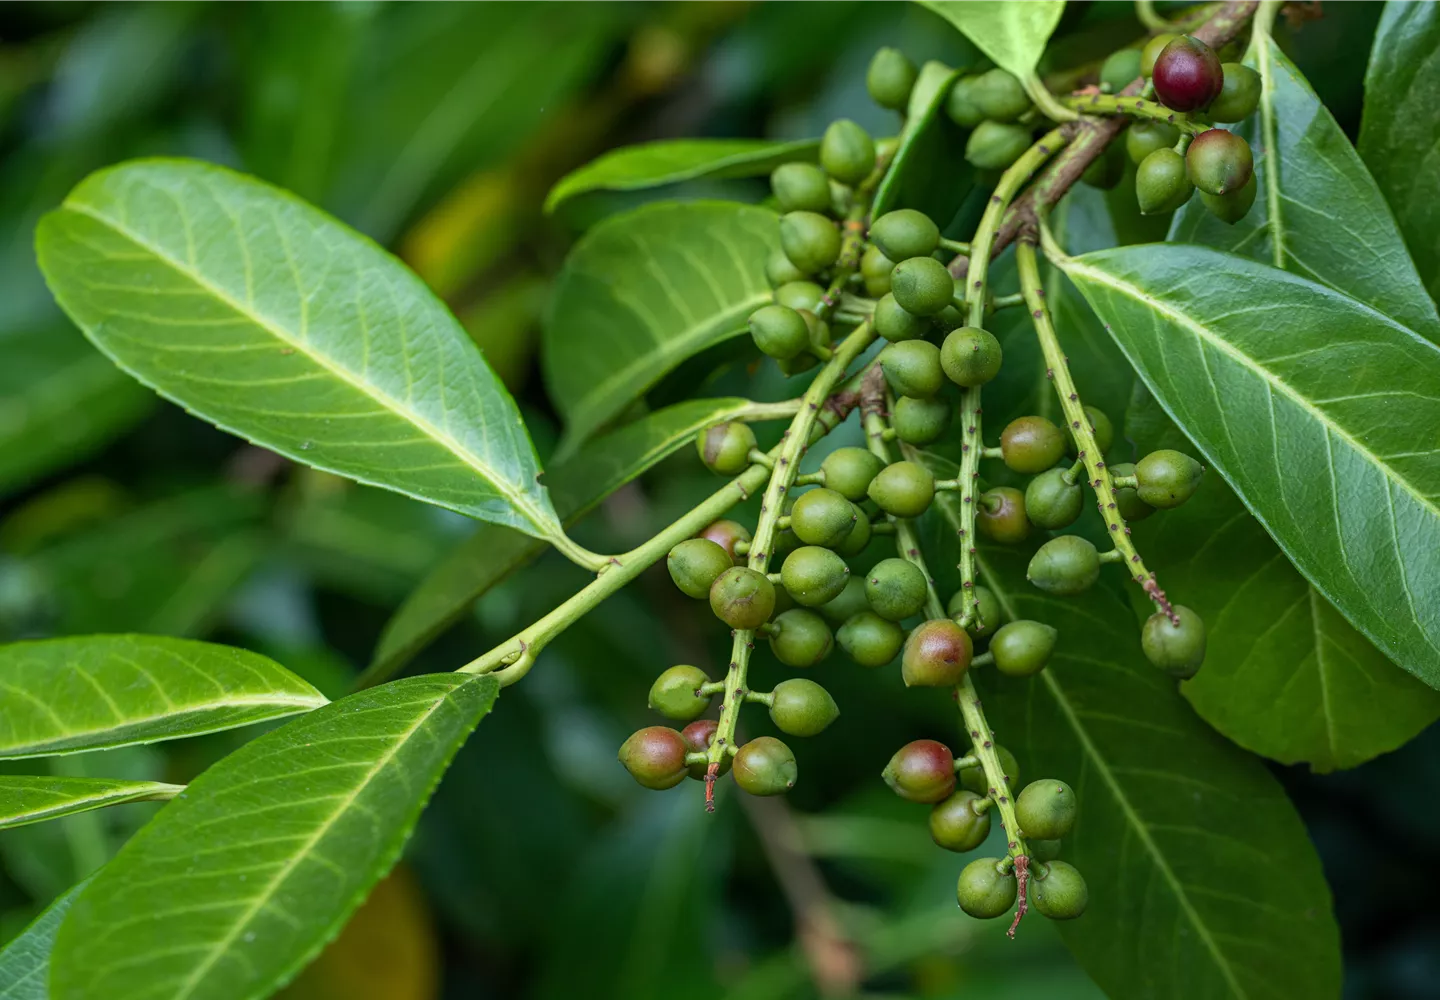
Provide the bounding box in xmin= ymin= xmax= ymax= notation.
xmin=1059 ymin=92 xmax=1206 ymax=134
xmin=1135 ymin=0 xmax=1170 ymax=31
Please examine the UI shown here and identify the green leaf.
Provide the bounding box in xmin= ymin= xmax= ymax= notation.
xmin=0 ymin=776 xmax=182 ymax=831
xmin=0 ymin=881 xmax=86 ymax=1000
xmin=1057 ymin=244 xmax=1440 ymax=688
xmin=1170 ymin=35 xmax=1440 ymax=342
xmin=0 ymin=635 xmax=327 ymax=759
xmin=545 ymin=138 xmax=819 ymax=214
xmin=872 ymin=61 xmax=977 ymax=227
xmin=1125 ymin=387 xmax=1440 ymax=770
xmin=1360 ymin=1 xmax=1440 ymax=309
xmin=35 ymin=158 xmax=561 ymax=540
xmin=366 ymin=397 xmax=765 ymax=681
xmin=543 ymin=201 xmax=777 ymax=454
xmin=49 ymin=673 xmax=498 ymax=1000
xmin=917 ymin=1 xmax=1064 ymax=79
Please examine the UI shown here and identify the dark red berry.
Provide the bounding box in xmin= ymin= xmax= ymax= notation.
xmin=1152 ymin=35 xmax=1223 ymax=112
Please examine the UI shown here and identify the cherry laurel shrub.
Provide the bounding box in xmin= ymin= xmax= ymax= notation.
xmin=4 ymin=2 xmax=1439 ymax=999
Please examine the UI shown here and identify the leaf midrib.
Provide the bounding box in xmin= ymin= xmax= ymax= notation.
xmin=58 ymin=197 xmax=554 ymax=536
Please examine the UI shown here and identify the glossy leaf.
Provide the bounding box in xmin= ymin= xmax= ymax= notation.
xmin=545 ymin=138 xmax=819 ymax=214
xmin=0 ymin=776 xmax=182 ymax=831
xmin=366 ymin=396 xmax=767 ymax=681
xmin=1059 ymin=244 xmax=1440 ymax=687
xmin=917 ymin=1 xmax=1064 ymax=78
xmin=0 ymin=882 xmax=86 ymax=1000
xmin=872 ymin=62 xmax=976 ymax=226
xmin=1360 ymin=2 xmax=1440 ymax=307
xmin=1126 ymin=387 xmax=1440 ymax=770
xmin=36 ymin=158 xmax=561 ymax=540
xmin=1170 ymin=35 xmax=1440 ymax=342
xmin=50 ymin=673 xmax=499 ymax=1000
xmin=543 ymin=201 xmax=777 ymax=454
xmin=0 ymin=635 xmax=327 ymax=759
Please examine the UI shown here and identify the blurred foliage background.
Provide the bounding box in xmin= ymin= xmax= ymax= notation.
xmin=0 ymin=3 xmax=1434 ymax=998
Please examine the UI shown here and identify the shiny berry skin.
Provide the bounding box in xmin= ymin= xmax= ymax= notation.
xmin=770 ymin=162 xmax=832 ymax=214
xmin=768 ymin=608 xmax=834 ymax=668
xmin=977 ymin=487 xmax=1031 ymax=544
xmin=892 ymin=394 xmax=953 ymax=446
xmin=699 ymin=519 xmax=752 ymax=560
xmin=870 ymin=209 xmax=939 ymax=261
xmin=966 ymin=121 xmax=1032 ymax=171
xmin=1108 ymin=463 xmax=1155 ymax=522
xmin=697 ymin=421 xmax=756 ymax=475
xmin=1186 ymin=128 xmax=1253 ymax=195
xmin=949 ymin=585 xmax=1003 ymax=639
xmin=710 ymin=566 xmax=776 ymax=629
xmin=1066 ymin=405 xmax=1114 ymax=457
xmin=734 ymin=736 xmax=797 ymax=795
xmin=1209 ymin=62 xmax=1261 ymax=123
xmin=748 ymin=304 xmax=812 ymax=360
xmin=901 ymin=618 xmax=973 ymax=687
xmin=835 ymin=505 xmax=872 ymax=557
xmin=1135 ymin=449 xmax=1204 ymax=508
xmin=618 ymin=727 xmax=689 ymax=790
xmin=1152 ymin=35 xmax=1223 ymax=111
xmin=1200 ymin=172 xmax=1257 ymax=224
xmin=860 ymin=244 xmax=896 ymax=297
xmin=648 ymin=664 xmax=712 ymax=721
xmin=958 ymin=745 xmax=1019 ymax=796
xmin=990 ymin=620 xmax=1058 ymax=677
xmin=941 ymin=325 xmax=1003 ymax=387
xmin=1136 ymin=148 xmax=1195 ymax=215
xmin=1139 ymin=32 xmax=1177 ymax=79
xmin=880 ymin=340 xmax=945 ymax=398
xmin=1027 ymin=535 xmax=1101 ymax=596
xmin=1125 ymin=119 xmax=1181 ymax=165
xmin=1024 ymin=468 xmax=1083 ymax=530
xmin=820 ymin=119 xmax=877 ymax=185
xmin=768 ymin=678 xmax=839 ymax=737
xmin=1016 ymin=778 xmax=1077 ymax=839
xmin=1100 ymin=48 xmax=1143 ymax=93
xmin=956 ymin=858 xmax=1017 ymax=919
xmin=766 ymin=246 xmax=806 ymax=287
xmin=667 ymin=538 xmax=733 ymax=599
xmin=929 ymin=789 xmax=992 ymax=853
xmin=1032 ymin=861 xmax=1088 ymax=920
xmin=867 ymin=461 xmax=935 ymax=519
xmin=780 ymin=546 xmax=851 ymax=607
xmin=1001 ymin=416 xmax=1066 ymax=473
xmin=681 ymin=719 xmax=730 ymax=780
xmin=780 ymin=211 xmax=842 ymax=274
xmin=820 ymin=447 xmax=884 ymax=502
xmin=774 ymin=279 xmax=825 ymax=314
xmin=790 ymin=487 xmax=857 ymax=549
xmin=890 ymin=256 xmax=956 ymax=317
xmin=868 ymin=46 xmax=918 ymax=110
xmin=837 ymin=611 xmax=904 ymax=667
xmin=820 ymin=575 xmax=870 ymax=623
xmin=874 ymin=291 xmax=931 ymax=342
xmin=945 ymin=75 xmax=985 ymax=128
xmin=1142 ymin=605 xmax=1206 ymax=678
xmin=865 ymin=557 xmax=929 ymax=622
xmin=971 ymin=68 xmax=1031 ymax=122
xmin=882 ymin=739 xmax=956 ymax=803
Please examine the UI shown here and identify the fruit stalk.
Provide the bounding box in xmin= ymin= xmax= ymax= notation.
xmin=1060 ymin=92 xmax=1206 ymax=132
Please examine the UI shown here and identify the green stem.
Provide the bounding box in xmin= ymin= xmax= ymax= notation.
xmin=1060 ymin=93 xmax=1206 ymax=134
xmin=1023 ymin=72 xmax=1079 ymax=124
xmin=1135 ymin=0 xmax=1170 ymax=31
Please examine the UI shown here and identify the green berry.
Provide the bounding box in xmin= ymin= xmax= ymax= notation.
xmin=780 ymin=211 xmax=842 ymax=274
xmin=1016 ymin=778 xmax=1077 ymax=839
xmin=820 ymin=575 xmax=870 ymax=623
xmin=748 ymin=304 xmax=811 ymax=361
xmin=874 ymin=292 xmax=931 ymax=341
xmin=699 ymin=519 xmax=752 ymax=560
xmin=1125 ymin=119 xmax=1181 ymax=165
xmin=1209 ymin=62 xmax=1261 ymax=123
xmin=1200 ymin=172 xmax=1257 ymax=224
xmin=1066 ymin=405 xmax=1114 ymax=457
xmin=820 ymin=447 xmax=884 ymax=502
xmin=1100 ymin=48 xmax=1143 ymax=93
xmin=766 ymin=247 xmax=806 ymax=287
xmin=667 ymin=538 xmax=733 ymax=599
xmin=867 ymin=460 xmax=935 ymax=518
xmin=771 ymin=162 xmax=832 ymax=214
xmin=697 ymin=421 xmax=757 ymax=475
xmin=1026 ymin=535 xmax=1100 ymax=596
xmin=1024 ymin=468 xmax=1083 ymax=530
xmin=940 ymin=326 xmax=1002 ymax=387
xmin=835 ymin=504 xmax=872 ymax=557
xmin=837 ymin=611 xmax=904 ymax=667
xmin=901 ymin=618 xmax=973 ymax=687
xmin=971 ymin=68 xmax=1031 ymax=122
xmin=648 ymin=664 xmax=712 ymax=721
xmin=710 ymin=566 xmax=777 ymax=629
xmin=681 ymin=719 xmax=730 ymax=780
xmin=790 ymin=487 xmax=857 ymax=549
xmin=1136 ymin=148 xmax=1195 ymax=215
xmin=990 ymin=620 xmax=1058 ymax=677
xmin=880 ymin=340 xmax=945 ymax=398
xmin=882 ymin=739 xmax=956 ymax=803
xmin=949 ymin=585 xmax=1003 ymax=639
xmin=958 ymin=745 xmax=1019 ymax=796
xmin=1186 ymin=128 xmax=1253 ymax=196
xmin=966 ymin=121 xmax=1031 ymax=171
xmin=1135 ymin=449 xmax=1204 ymax=508
xmin=860 ymin=244 xmax=896 ymax=298
xmin=734 ymin=736 xmax=797 ymax=795
xmin=977 ymin=487 xmax=1031 ymax=544
xmin=870 ymin=209 xmax=940 ymax=261
xmin=892 ymin=394 xmax=953 ymax=446
xmin=929 ymin=789 xmax=992 ymax=853
xmin=1140 ymin=32 xmax=1178 ymax=79
xmin=769 ymin=608 xmax=834 ymax=668
xmin=774 ymin=279 xmax=825 ymax=313
xmin=868 ymin=46 xmax=919 ymax=110
xmin=619 ymin=727 xmax=689 ymax=790
xmin=890 ymin=256 xmax=956 ymax=317
xmin=1032 ymin=861 xmax=1088 ymax=920
xmin=769 ymin=678 xmax=839 ymax=737
xmin=1001 ymin=416 xmax=1066 ymax=474
xmin=1081 ymin=139 xmax=1127 ymax=190
xmin=781 ymin=546 xmax=851 ymax=607
xmin=820 ymin=119 xmax=876 ymax=185
xmin=956 ymin=858 xmax=1017 ymax=919
xmin=945 ymin=75 xmax=985 ymax=128
xmin=1108 ymin=463 xmax=1155 ymax=522
xmin=775 ymin=309 xmax=831 ymax=377
xmin=1029 ymin=838 xmax=1062 ymax=862
xmin=865 ymin=557 xmax=929 ymax=622
xmin=1142 ymin=605 xmax=1206 ymax=678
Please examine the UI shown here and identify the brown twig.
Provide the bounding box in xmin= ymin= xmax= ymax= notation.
xmin=1008 ymin=854 xmax=1031 ymax=940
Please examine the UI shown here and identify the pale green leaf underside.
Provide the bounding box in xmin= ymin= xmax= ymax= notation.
xmin=35 ymin=158 xmax=559 ymax=539
xmin=545 ymin=138 xmax=819 ymax=213
xmin=1060 ymin=245 xmax=1440 ymax=686
xmin=1169 ymin=35 xmax=1440 ymax=343
xmin=544 ymin=201 xmax=778 ymax=454
xmin=917 ymin=0 xmax=1064 ymax=78
xmin=0 ymin=882 xmax=86 ymax=1000
xmin=0 ymin=634 xmax=327 ymax=759
xmin=50 ymin=673 xmax=499 ymax=1000
xmin=0 ymin=776 xmax=182 ymax=831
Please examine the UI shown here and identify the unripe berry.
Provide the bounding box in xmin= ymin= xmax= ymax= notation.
xmin=681 ymin=719 xmax=731 ymax=780
xmin=1030 ymin=837 xmax=1062 ymax=862
xmin=966 ymin=121 xmax=1032 ymax=171
xmin=781 ymin=546 xmax=851 ymax=607
xmin=769 ymin=677 xmax=839 ymax=737
xmin=766 ymin=247 xmax=806 ymax=287
xmin=1152 ymin=35 xmax=1223 ymax=112
xmin=619 ymin=726 xmax=689 ymax=790
xmin=882 ymin=739 xmax=955 ymax=803
xmin=1081 ymin=140 xmax=1127 ymax=190
xmin=1108 ymin=462 xmax=1155 ymax=522
xmin=860 ymin=244 xmax=896 ymax=297
xmin=977 ymin=487 xmax=1031 ymax=544
xmin=1209 ymin=62 xmax=1261 ymax=123
xmin=734 ymin=736 xmax=797 ymax=795
xmin=820 ymin=575 xmax=870 ymax=623
xmin=1066 ymin=405 xmax=1114 ymax=457
xmin=835 ymin=504 xmax=873 ymax=557
xmin=902 ymin=618 xmax=973 ymax=687
xmin=699 ymin=519 xmax=752 ymax=560
xmin=1100 ymin=48 xmax=1143 ymax=93
xmin=865 ymin=557 xmax=929 ymax=622
xmin=667 ymin=538 xmax=733 ymax=599
xmin=1027 ymin=535 xmax=1101 ymax=596
xmin=1001 ymin=416 xmax=1066 ymax=474
xmin=870 ymin=209 xmax=939 ymax=261
xmin=874 ymin=291 xmax=931 ymax=342
xmin=880 ymin=340 xmax=944 ymax=399
xmin=1032 ymin=860 xmax=1088 ymax=920
xmin=956 ymin=858 xmax=1017 ymax=919
xmin=941 ymin=325 xmax=1003 ymax=387
xmin=790 ymin=487 xmax=857 ymax=549
xmin=820 ymin=119 xmax=876 ymax=185
xmin=768 ymin=608 xmax=834 ymax=668
xmin=1186 ymin=128 xmax=1253 ymax=196
xmin=770 ymin=162 xmax=832 ymax=214
xmin=1200 ymin=172 xmax=1257 ymax=224
xmin=837 ymin=611 xmax=904 ymax=667
xmin=1136 ymin=148 xmax=1195 ymax=215
xmin=958 ymin=745 xmax=1019 ymax=795
xmin=774 ymin=280 xmax=825 ymax=314
xmin=945 ymin=75 xmax=986 ymax=128
xmin=648 ymin=664 xmax=712 ymax=721
xmin=868 ymin=461 xmax=935 ymax=518
xmin=1139 ymin=32 xmax=1178 ymax=79
xmin=1016 ymin=778 xmax=1077 ymax=839
xmin=748 ymin=304 xmax=811 ymax=361
xmin=710 ymin=566 xmax=776 ymax=629
xmin=892 ymin=394 xmax=953 ymax=445
xmin=1024 ymin=468 xmax=1083 ymax=531
xmin=990 ymin=620 xmax=1058 ymax=677
xmin=867 ymin=46 xmax=919 ymax=110
xmin=890 ymin=256 xmax=956 ymax=317
xmin=820 ymin=447 xmax=884 ymax=502
xmin=1125 ymin=119 xmax=1180 ymax=165
xmin=1142 ymin=605 xmax=1206 ymax=678
xmin=1135 ymin=449 xmax=1204 ymax=508
xmin=776 ymin=309 xmax=830 ymax=377
xmin=949 ymin=585 xmax=1003 ymax=639
xmin=971 ymin=68 xmax=1031 ymax=122
xmin=780 ymin=211 xmax=842 ymax=274
xmin=697 ymin=421 xmax=756 ymax=475
xmin=929 ymin=789 xmax=992 ymax=853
